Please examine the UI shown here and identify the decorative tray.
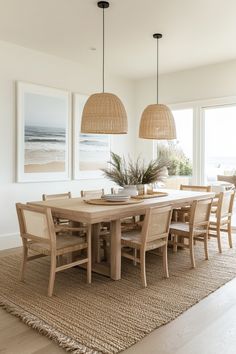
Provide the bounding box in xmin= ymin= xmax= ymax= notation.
xmin=84 ymin=199 xmax=144 ymax=206
xmin=132 ymin=191 xmax=168 ymax=199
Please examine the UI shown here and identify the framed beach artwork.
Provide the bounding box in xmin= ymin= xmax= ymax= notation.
xmin=73 ymin=94 xmax=110 ymax=179
xmin=17 ymin=82 xmax=71 ymax=182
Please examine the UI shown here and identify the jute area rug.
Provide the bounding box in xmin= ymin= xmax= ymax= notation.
xmin=0 ymin=239 xmax=236 ymax=354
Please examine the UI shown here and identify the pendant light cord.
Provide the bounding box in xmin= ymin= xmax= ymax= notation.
xmin=153 ymin=33 xmax=162 ymax=104
xmin=98 ymin=1 xmax=109 ymax=93
xmin=156 ymin=37 xmax=159 ymax=104
xmin=102 ymin=6 xmax=105 ymax=93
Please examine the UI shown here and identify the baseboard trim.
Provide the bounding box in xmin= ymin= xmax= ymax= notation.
xmin=0 ymin=233 xmax=22 ymax=250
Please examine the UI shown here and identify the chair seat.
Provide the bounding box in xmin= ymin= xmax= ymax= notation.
xmin=173 ymin=205 xmax=190 ymax=222
xmin=211 ymin=206 xmax=217 ymax=214
xmin=121 ymin=230 xmax=141 ymax=245
xmin=209 ymin=215 xmax=229 ymax=225
xmin=121 ymin=230 xmax=166 ymax=250
xmin=170 ymin=222 xmax=206 ymax=235
xmin=28 ymin=234 xmax=87 ymax=255
xmin=209 ymin=215 xmax=217 ymax=224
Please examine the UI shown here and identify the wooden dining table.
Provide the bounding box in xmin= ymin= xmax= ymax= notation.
xmin=29 ymin=189 xmax=214 ymax=281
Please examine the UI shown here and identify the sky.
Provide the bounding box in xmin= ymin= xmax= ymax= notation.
xmin=173 ymin=108 xmax=193 ymax=159
xmin=24 ymin=92 xmax=67 ymax=129
xmin=205 ymin=106 xmax=236 ymax=158
xmin=172 ymin=106 xmax=236 ymax=160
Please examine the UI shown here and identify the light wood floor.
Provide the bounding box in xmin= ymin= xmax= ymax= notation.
xmin=1 ymin=248 xmax=236 ymax=354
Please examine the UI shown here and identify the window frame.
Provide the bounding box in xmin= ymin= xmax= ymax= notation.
xmin=153 ymin=96 xmax=236 ymax=185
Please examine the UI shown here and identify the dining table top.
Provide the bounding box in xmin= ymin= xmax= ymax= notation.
xmin=29 ymin=189 xmax=215 ymax=224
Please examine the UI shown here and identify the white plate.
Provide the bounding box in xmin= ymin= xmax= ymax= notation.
xmin=102 ymin=194 xmax=130 ymax=202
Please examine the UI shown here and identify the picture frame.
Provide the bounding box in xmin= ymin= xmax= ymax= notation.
xmin=16 ymin=82 xmax=71 ymax=182
xmin=73 ymin=93 xmax=111 ymax=179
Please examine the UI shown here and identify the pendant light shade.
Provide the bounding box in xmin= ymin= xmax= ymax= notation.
xmin=139 ymin=104 xmax=176 ymax=139
xmin=81 ymin=1 xmax=128 ymax=134
xmin=139 ymin=34 xmax=176 ymax=140
xmin=81 ymin=92 xmax=128 ymax=134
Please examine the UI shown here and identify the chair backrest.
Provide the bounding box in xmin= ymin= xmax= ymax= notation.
xmin=189 ymin=198 xmax=213 ymax=228
xmin=216 ymin=190 xmax=235 ymax=220
xmin=81 ymin=189 xmax=104 ymax=198
xmin=217 ymin=175 xmax=236 ymax=188
xmin=180 ymin=184 xmax=212 ymax=192
xmin=141 ymin=205 xmax=172 ymax=247
xmin=16 ymin=203 xmax=56 ymax=246
xmin=42 ymin=192 xmax=71 ymax=201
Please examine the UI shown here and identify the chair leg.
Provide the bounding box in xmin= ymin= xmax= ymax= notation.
xmin=162 ymin=244 xmax=169 ymax=278
xmin=19 ymin=243 xmax=28 ymax=282
xmin=48 ymin=253 xmax=56 ymax=297
xmin=173 ymin=210 xmax=178 ymax=222
xmin=217 ymin=226 xmax=222 ymax=253
xmin=133 ymin=248 xmax=137 ymax=266
xmin=228 ymin=223 xmax=233 ymax=248
xmin=57 ymin=255 xmax=64 ymax=266
xmin=140 ymin=250 xmax=147 ymax=287
xmin=204 ymin=234 xmax=209 ymax=260
xmin=173 ymin=234 xmax=178 ymax=253
xmin=92 ymin=223 xmax=101 ymax=263
xmin=103 ymin=239 xmax=108 ymax=261
xmin=96 ymin=223 xmax=102 ymax=263
xmin=189 ymin=236 xmax=196 ymax=268
xmin=87 ymin=225 xmax=92 ymax=284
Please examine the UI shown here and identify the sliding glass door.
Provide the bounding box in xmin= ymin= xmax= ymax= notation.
xmin=203 ymin=104 xmax=236 ymax=183
xmin=203 ymin=104 xmax=236 ymax=228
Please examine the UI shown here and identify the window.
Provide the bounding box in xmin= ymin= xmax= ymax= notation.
xmin=204 ymin=105 xmax=236 ymax=183
xmin=156 ymin=108 xmax=193 ymax=189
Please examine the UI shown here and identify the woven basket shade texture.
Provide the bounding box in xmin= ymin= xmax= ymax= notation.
xmin=81 ymin=92 xmax=128 ymax=134
xmin=139 ymin=104 xmax=176 ymax=139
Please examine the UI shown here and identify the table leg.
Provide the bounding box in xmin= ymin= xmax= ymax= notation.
xmin=78 ymin=222 xmax=110 ymax=278
xmin=92 ymin=223 xmax=101 ymax=263
xmin=110 ymin=219 xmax=121 ymax=280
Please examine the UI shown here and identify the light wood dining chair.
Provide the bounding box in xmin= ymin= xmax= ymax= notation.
xmin=180 ymin=185 xmax=212 ymax=192
xmin=170 ymin=198 xmax=213 ymax=268
xmin=209 ymin=190 xmax=235 ymax=253
xmin=16 ymin=203 xmax=91 ymax=297
xmin=42 ymin=192 xmax=72 ymax=201
xmin=42 ymin=192 xmax=72 ymax=226
xmin=81 ymin=189 xmax=104 ymax=199
xmin=174 ymin=185 xmax=212 ymax=222
xmin=42 ymin=192 xmax=87 ymax=265
xmin=121 ymin=205 xmax=173 ymax=287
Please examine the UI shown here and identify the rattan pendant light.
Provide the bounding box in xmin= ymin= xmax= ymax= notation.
xmin=139 ymin=34 xmax=176 ymax=139
xmin=81 ymin=1 xmax=128 ymax=134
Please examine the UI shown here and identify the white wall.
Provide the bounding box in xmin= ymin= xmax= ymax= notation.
xmin=134 ymin=59 xmax=236 ymax=159
xmin=0 ymin=40 xmax=136 ymax=249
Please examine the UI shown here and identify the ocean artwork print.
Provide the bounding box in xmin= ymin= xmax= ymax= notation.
xmin=17 ymin=82 xmax=70 ymax=182
xmin=24 ymin=125 xmax=66 ymax=173
xmin=23 ymin=92 xmax=67 ymax=173
xmin=79 ymin=133 xmax=110 ymax=171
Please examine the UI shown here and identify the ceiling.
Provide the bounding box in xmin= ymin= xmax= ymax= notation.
xmin=0 ymin=0 xmax=236 ymax=79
